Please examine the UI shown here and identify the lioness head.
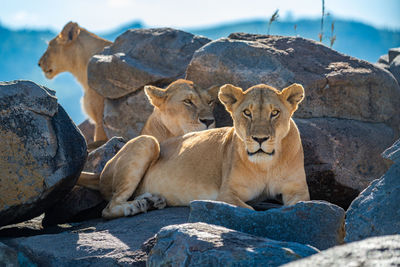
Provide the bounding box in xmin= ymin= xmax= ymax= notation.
xmin=38 ymin=22 xmax=81 ymax=79
xmin=219 ymin=83 xmax=304 ymax=162
xmin=144 ymin=79 xmax=218 ymax=136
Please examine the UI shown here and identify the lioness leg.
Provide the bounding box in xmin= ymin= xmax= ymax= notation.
xmin=82 ymin=88 xmax=107 ymax=142
xmin=280 ymin=181 xmax=310 ymax=206
xmin=100 ymin=135 xmax=160 ymax=219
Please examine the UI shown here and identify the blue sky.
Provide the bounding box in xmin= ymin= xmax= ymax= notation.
xmin=1 ymin=0 xmax=400 ymax=31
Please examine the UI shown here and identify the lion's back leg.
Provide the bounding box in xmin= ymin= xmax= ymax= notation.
xmin=100 ymin=135 xmax=161 ymax=219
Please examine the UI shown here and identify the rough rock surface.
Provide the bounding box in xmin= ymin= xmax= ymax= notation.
xmin=376 ymin=47 xmax=400 ymax=84
xmin=345 ymin=139 xmax=400 ymax=243
xmin=2 ymin=207 xmax=189 ymax=266
xmin=0 ymin=80 xmax=87 ymax=227
xmin=0 ymin=242 xmax=18 ymax=266
xmin=43 ymin=137 xmax=127 ymax=226
xmin=186 ymin=33 xmax=400 ymax=130
xmin=88 ymin=28 xmax=211 ymax=99
xmin=389 ymin=54 xmax=400 ymax=84
xmin=78 ymin=119 xmax=95 ymax=144
xmin=283 ymin=235 xmax=400 ymax=267
xmin=147 ymin=222 xmax=319 ymax=267
xmin=188 ymin=200 xmax=345 ymax=250
xmin=297 ymin=118 xmax=394 ymax=208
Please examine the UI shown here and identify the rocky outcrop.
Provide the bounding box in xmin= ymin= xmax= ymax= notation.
xmin=185 ymin=33 xmax=400 ymax=208
xmin=87 ymin=28 xmax=211 ymax=139
xmin=0 ymin=80 xmax=87 ymax=227
xmin=78 ymin=119 xmax=95 ymax=144
xmin=188 ymin=200 xmax=345 ymax=250
xmin=376 ymin=47 xmax=400 ymax=84
xmin=147 ymin=222 xmax=319 ymax=267
xmin=345 ymin=139 xmax=400 ymax=243
xmin=2 ymin=207 xmax=190 ymax=266
xmin=283 ymin=235 xmax=400 ymax=267
xmin=43 ymin=137 xmax=127 ymax=226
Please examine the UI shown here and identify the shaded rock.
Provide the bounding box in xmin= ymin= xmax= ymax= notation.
xmin=297 ymin=118 xmax=394 ymax=208
xmin=78 ymin=119 xmax=95 ymax=144
xmin=43 ymin=137 xmax=126 ymax=226
xmin=186 ymin=33 xmax=400 ymax=130
xmin=377 ymin=54 xmax=389 ymax=65
xmin=148 ymin=222 xmax=319 ymax=267
xmin=345 ymin=139 xmax=400 ymax=243
xmin=0 ymin=242 xmax=19 ymax=266
xmin=2 ymin=207 xmax=189 ymax=266
xmin=188 ymin=200 xmax=344 ymax=250
xmin=88 ymin=28 xmax=211 ymax=99
xmin=0 ymin=80 xmax=87 ymax=227
xmin=388 ymin=47 xmax=400 ymax=63
xmin=389 ymin=55 xmax=400 ymax=84
xmin=283 ymin=235 xmax=400 ymax=267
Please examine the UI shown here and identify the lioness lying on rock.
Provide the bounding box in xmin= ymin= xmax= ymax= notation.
xmin=78 ymin=83 xmax=310 ymax=219
xmin=38 ymin=22 xmax=112 ymax=142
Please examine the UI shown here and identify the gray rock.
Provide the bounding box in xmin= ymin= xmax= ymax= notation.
xmin=147 ymin=222 xmax=319 ymax=267
xmin=78 ymin=119 xmax=95 ymax=144
xmin=0 ymin=242 xmax=19 ymax=267
xmin=345 ymin=139 xmax=400 ymax=243
xmin=389 ymin=55 xmax=400 ymax=84
xmin=0 ymin=80 xmax=87 ymax=227
xmin=188 ymin=200 xmax=344 ymax=250
xmin=377 ymin=54 xmax=389 ymax=65
xmin=388 ymin=47 xmax=400 ymax=63
xmin=43 ymin=137 xmax=127 ymax=226
xmin=186 ymin=33 xmax=400 ymax=130
xmin=297 ymin=118 xmax=394 ymax=208
xmin=3 ymin=207 xmax=189 ymax=266
xmin=283 ymin=235 xmax=400 ymax=267
xmin=88 ymin=28 xmax=211 ymax=99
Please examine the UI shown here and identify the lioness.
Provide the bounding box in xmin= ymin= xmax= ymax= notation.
xmin=38 ymin=22 xmax=112 ymax=142
xmin=79 ymin=83 xmax=310 ymax=219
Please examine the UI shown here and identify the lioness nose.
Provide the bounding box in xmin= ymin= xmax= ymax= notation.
xmin=200 ymin=118 xmax=214 ymax=128
xmin=252 ymin=136 xmax=269 ymax=145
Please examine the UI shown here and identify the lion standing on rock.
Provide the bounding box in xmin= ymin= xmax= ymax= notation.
xmin=78 ymin=83 xmax=310 ymax=219
xmin=38 ymin=22 xmax=112 ymax=142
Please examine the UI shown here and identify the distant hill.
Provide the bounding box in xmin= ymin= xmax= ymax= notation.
xmin=0 ymin=18 xmax=399 ymax=124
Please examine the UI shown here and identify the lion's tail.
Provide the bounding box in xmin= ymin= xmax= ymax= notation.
xmin=77 ymin=171 xmax=101 ymax=191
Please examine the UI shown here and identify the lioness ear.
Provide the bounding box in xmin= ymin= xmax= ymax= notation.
xmin=218 ymin=84 xmax=244 ymax=112
xmin=206 ymin=85 xmax=220 ymax=100
xmin=144 ymin=85 xmax=167 ymax=107
xmin=280 ymin=83 xmax=305 ymax=113
xmin=59 ymin=22 xmax=80 ymax=44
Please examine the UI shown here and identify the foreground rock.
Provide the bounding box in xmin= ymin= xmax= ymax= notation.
xmin=43 ymin=137 xmax=127 ymax=226
xmin=345 ymin=139 xmax=400 ymax=243
xmin=148 ymin=222 xmax=318 ymax=267
xmin=88 ymin=28 xmax=211 ymax=139
xmin=189 ymin=200 xmax=344 ymax=250
xmin=2 ymin=207 xmax=189 ymax=266
xmin=0 ymin=80 xmax=87 ymax=227
xmin=0 ymin=242 xmax=18 ymax=266
xmin=283 ymin=235 xmax=400 ymax=267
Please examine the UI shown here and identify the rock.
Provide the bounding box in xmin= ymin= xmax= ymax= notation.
xmin=103 ymin=90 xmax=154 ymax=139
xmin=377 ymin=54 xmax=389 ymax=65
xmin=186 ymin=33 xmax=400 ymax=130
xmin=297 ymin=118 xmax=394 ymax=208
xmin=283 ymin=235 xmax=400 ymax=267
xmin=78 ymin=119 xmax=95 ymax=144
xmin=388 ymin=47 xmax=400 ymax=63
xmin=188 ymin=200 xmax=344 ymax=250
xmin=88 ymin=28 xmax=211 ymax=99
xmin=43 ymin=137 xmax=126 ymax=226
xmin=0 ymin=80 xmax=87 ymax=227
xmin=389 ymin=55 xmax=400 ymax=84
xmin=147 ymin=222 xmax=319 ymax=267
xmin=345 ymin=139 xmax=400 ymax=243
xmin=2 ymin=207 xmax=189 ymax=266
xmin=0 ymin=242 xmax=19 ymax=266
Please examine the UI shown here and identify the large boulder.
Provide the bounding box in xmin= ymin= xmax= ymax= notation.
xmin=188 ymin=200 xmax=345 ymax=250
xmin=345 ymin=139 xmax=400 ymax=243
xmin=87 ymin=28 xmax=211 ymax=139
xmin=147 ymin=222 xmax=319 ymax=267
xmin=43 ymin=137 xmax=127 ymax=226
xmin=2 ymin=207 xmax=189 ymax=266
xmin=0 ymin=81 xmax=87 ymax=227
xmin=283 ymin=235 xmax=400 ymax=267
xmin=0 ymin=242 xmax=18 ymax=266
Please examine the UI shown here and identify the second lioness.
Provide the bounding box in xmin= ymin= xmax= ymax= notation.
xmin=79 ymin=83 xmax=310 ymax=219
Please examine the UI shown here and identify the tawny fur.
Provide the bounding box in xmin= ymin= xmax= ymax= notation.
xmin=38 ymin=21 xmax=112 ymax=142
xmin=78 ymin=83 xmax=310 ymax=219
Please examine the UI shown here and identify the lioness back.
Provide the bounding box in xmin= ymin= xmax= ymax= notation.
xmin=137 ymin=127 xmax=234 ymax=205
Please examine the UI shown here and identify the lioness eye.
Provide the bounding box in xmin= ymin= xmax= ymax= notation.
xmin=183 ymin=99 xmax=193 ymax=106
xmin=243 ymin=109 xmax=252 ymax=118
xmin=271 ymin=110 xmax=280 ymax=117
